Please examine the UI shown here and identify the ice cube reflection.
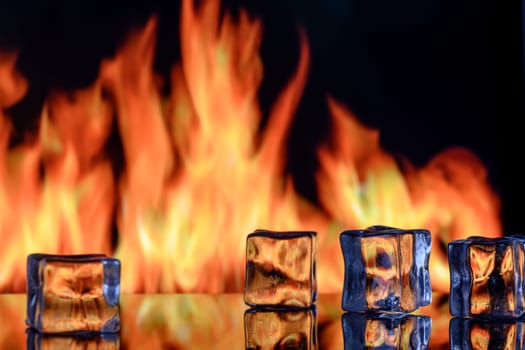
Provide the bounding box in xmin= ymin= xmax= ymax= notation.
xmin=244 ymin=307 xmax=317 ymax=350
xmin=450 ymin=317 xmax=525 ymax=350
xmin=342 ymin=312 xmax=431 ymax=349
xmin=0 ymin=293 xmax=482 ymax=349
xmin=26 ymin=329 xmax=119 ymax=350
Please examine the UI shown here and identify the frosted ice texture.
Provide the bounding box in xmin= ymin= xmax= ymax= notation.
xmin=340 ymin=226 xmax=432 ymax=312
xmin=244 ymin=308 xmax=316 ymax=349
xmin=244 ymin=230 xmax=317 ymax=308
xmin=26 ymin=254 xmax=120 ymax=333
xmin=342 ymin=312 xmax=431 ymax=349
xmin=449 ymin=235 xmax=525 ymax=318
xmin=449 ymin=317 xmax=525 ymax=350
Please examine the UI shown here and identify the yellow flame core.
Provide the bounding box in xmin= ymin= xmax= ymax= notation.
xmin=0 ymin=0 xmax=501 ymax=293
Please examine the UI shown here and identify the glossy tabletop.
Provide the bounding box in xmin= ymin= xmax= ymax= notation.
xmin=1 ymin=293 xmax=453 ymax=349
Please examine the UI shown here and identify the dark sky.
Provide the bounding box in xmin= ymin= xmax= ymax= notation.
xmin=0 ymin=0 xmax=523 ymax=233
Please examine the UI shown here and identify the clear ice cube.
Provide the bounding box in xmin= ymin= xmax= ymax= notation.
xmin=342 ymin=312 xmax=431 ymax=349
xmin=244 ymin=307 xmax=317 ymax=350
xmin=449 ymin=235 xmax=525 ymax=318
xmin=340 ymin=226 xmax=432 ymax=312
xmin=26 ymin=329 xmax=120 ymax=350
xmin=26 ymin=254 xmax=120 ymax=333
xmin=244 ymin=230 xmax=317 ymax=308
xmin=449 ymin=317 xmax=525 ymax=350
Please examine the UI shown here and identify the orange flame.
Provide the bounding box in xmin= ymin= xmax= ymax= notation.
xmin=0 ymin=0 xmax=500 ymax=294
xmin=317 ymin=98 xmax=501 ymax=291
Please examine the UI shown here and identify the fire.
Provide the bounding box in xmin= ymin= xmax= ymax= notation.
xmin=0 ymin=0 xmax=500 ymax=293
xmin=316 ymin=98 xmax=501 ymax=291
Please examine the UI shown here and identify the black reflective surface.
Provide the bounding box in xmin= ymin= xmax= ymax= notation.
xmin=0 ymin=293 xmax=456 ymax=349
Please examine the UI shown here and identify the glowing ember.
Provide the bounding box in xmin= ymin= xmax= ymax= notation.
xmin=0 ymin=0 xmax=501 ymax=293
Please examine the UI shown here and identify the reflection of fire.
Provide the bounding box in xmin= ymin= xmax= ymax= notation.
xmin=0 ymin=0 xmax=500 ymax=294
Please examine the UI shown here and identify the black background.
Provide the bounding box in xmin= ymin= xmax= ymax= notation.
xmin=0 ymin=0 xmax=523 ymax=233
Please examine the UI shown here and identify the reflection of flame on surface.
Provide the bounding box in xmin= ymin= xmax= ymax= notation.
xmin=0 ymin=0 xmax=501 ymax=293
xmin=244 ymin=308 xmax=315 ymax=349
xmin=364 ymin=320 xmax=399 ymax=347
xmin=468 ymin=322 xmax=520 ymax=350
xmin=2 ymin=294 xmax=333 ymax=349
xmin=0 ymin=293 xmax=483 ymax=348
xmin=470 ymin=326 xmax=491 ymax=350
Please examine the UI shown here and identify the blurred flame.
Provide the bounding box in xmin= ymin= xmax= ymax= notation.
xmin=0 ymin=0 xmax=501 ymax=294
xmin=317 ymin=98 xmax=501 ymax=292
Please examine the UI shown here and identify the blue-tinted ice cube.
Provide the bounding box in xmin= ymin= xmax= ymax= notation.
xmin=26 ymin=254 xmax=121 ymax=333
xmin=449 ymin=317 xmax=525 ymax=349
xmin=342 ymin=312 xmax=431 ymax=349
xmin=340 ymin=226 xmax=432 ymax=312
xmin=244 ymin=230 xmax=317 ymax=308
xmin=449 ymin=235 xmax=525 ymax=318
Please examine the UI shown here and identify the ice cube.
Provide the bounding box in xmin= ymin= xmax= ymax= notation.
xmin=449 ymin=235 xmax=525 ymax=318
xmin=26 ymin=254 xmax=120 ymax=333
xmin=449 ymin=317 xmax=525 ymax=350
xmin=244 ymin=307 xmax=317 ymax=350
xmin=26 ymin=329 xmax=120 ymax=350
xmin=342 ymin=312 xmax=431 ymax=349
xmin=244 ymin=230 xmax=317 ymax=308
xmin=340 ymin=226 xmax=432 ymax=312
